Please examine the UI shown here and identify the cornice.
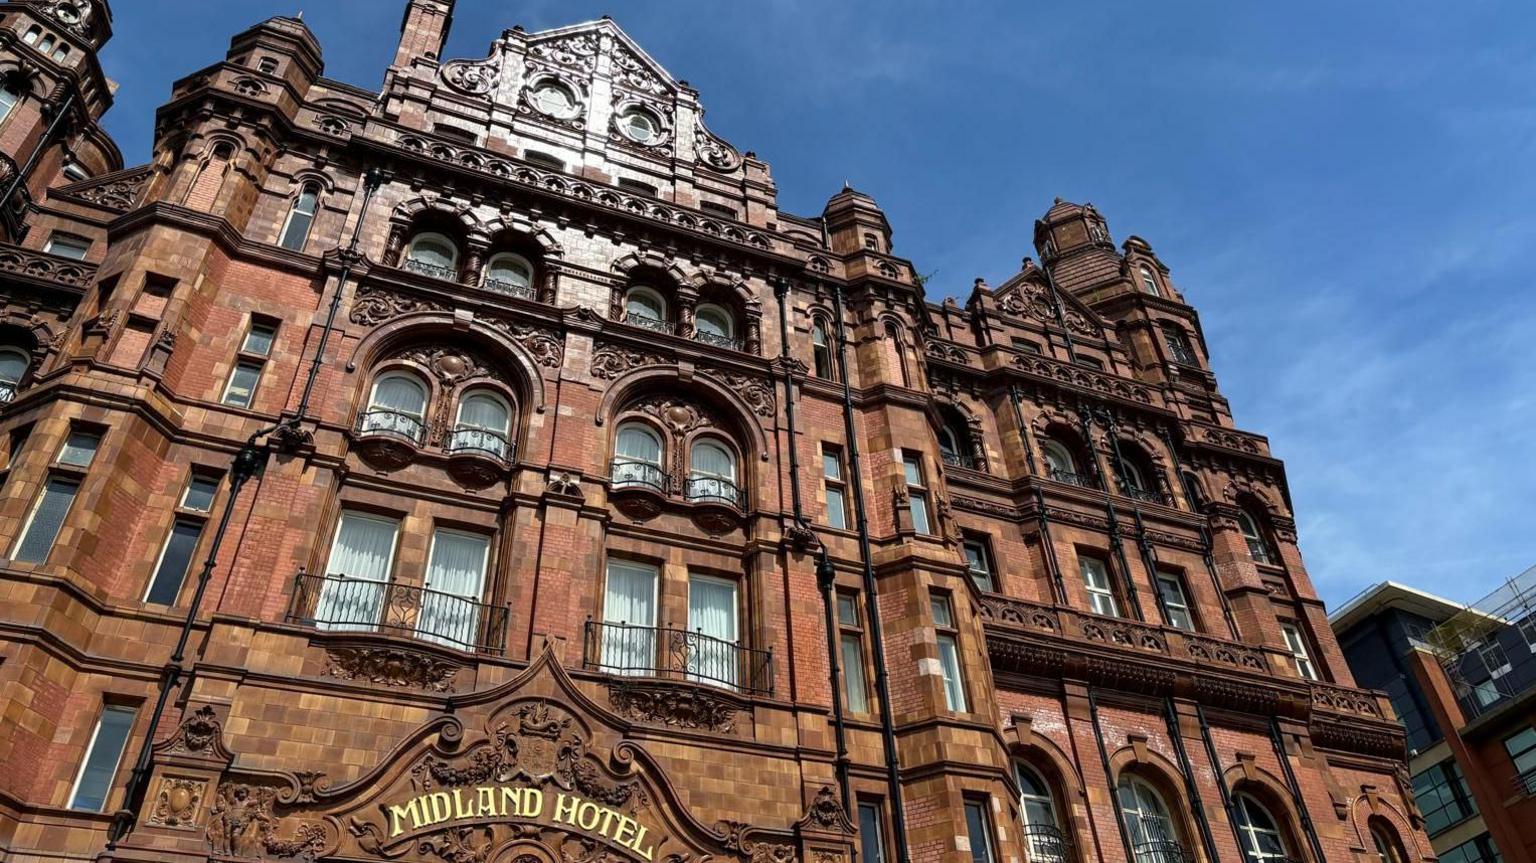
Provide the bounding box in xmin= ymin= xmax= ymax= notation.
xmin=104 ymin=202 xmax=326 ymax=279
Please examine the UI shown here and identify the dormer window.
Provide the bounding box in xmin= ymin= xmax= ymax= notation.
xmin=1138 ymin=265 xmax=1161 ymax=297
xmin=530 ymin=80 xmax=578 ymax=119
xmin=617 ymin=106 xmax=661 ymax=144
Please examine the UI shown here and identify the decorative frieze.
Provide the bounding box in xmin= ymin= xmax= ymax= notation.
xmin=607 ymin=680 xmax=740 ymax=732
xmin=325 ymin=646 xmax=461 ymax=693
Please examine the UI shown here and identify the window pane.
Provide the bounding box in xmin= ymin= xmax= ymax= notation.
xmin=841 ymin=633 xmax=868 ymax=712
xmin=903 ymin=457 xmax=923 ymax=486
xmin=314 ymin=513 xmax=399 ymax=632
xmin=223 ymin=361 xmax=262 ymax=407
xmin=909 ymin=494 xmax=931 ymax=535
xmin=963 ymin=801 xmax=993 ymax=863
xmin=837 ymin=594 xmax=859 ymax=627
xmin=858 ymin=803 xmax=886 ymax=863
xmin=70 ymin=706 xmax=136 ymax=811
xmin=58 ymin=429 xmax=101 ymax=466
xmin=417 ymin=530 xmax=489 ymax=650
xmin=242 ymin=323 xmax=276 ymax=356
xmin=46 ymin=234 xmax=90 ymax=260
xmin=822 ymin=450 xmax=842 ymax=480
xmin=181 ymin=476 xmax=218 ymax=512
xmin=144 ymin=518 xmax=203 ymax=605
xmin=826 ymin=488 xmax=847 ymax=530
xmin=938 ymin=633 xmax=967 ymax=711
xmin=930 ymin=596 xmax=954 ymax=628
xmin=602 ymin=561 xmax=658 ymax=675
xmin=279 ymin=201 xmax=315 ymax=250
xmin=15 ymin=476 xmax=80 ymax=562
xmin=688 ymin=576 xmax=739 ymax=688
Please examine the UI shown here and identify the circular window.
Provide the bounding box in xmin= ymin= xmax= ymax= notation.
xmin=530 ymin=80 xmax=578 ymax=118
xmin=54 ymin=2 xmax=82 ymax=24
xmin=618 ymin=107 xmax=661 ymax=144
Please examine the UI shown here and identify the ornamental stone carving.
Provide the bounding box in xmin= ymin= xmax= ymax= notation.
xmin=207 ymin=783 xmax=326 ymax=859
xmin=590 ymin=342 xmax=670 ymax=380
xmin=324 ymin=646 xmax=460 ymax=693
xmin=607 ymin=680 xmax=739 ymax=732
xmin=486 ymin=318 xmax=564 ymax=369
xmin=703 ymin=370 xmax=774 ymax=418
xmin=442 ymin=56 xmax=499 ymax=95
xmin=610 ymin=43 xmax=669 ymax=97
xmin=58 ymin=165 xmax=152 ymax=212
xmin=695 ymin=124 xmax=742 ymax=171
xmin=528 ymin=32 xmax=600 ymax=73
xmin=796 ymin=786 xmax=854 ymax=834
xmin=349 ymin=283 xmax=450 ymax=326
xmin=147 ymin=777 xmax=205 ymax=829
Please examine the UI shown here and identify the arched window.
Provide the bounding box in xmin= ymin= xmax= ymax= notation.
xmin=0 ymin=347 xmax=29 ymax=402
xmin=613 ymin=422 xmax=665 ymax=491
xmin=404 ymin=232 xmax=460 ymax=280
xmin=1016 ymin=763 xmax=1068 ymax=861
xmin=1163 ymin=326 xmax=1198 ymax=365
xmin=886 ymin=321 xmax=911 ymax=387
xmin=483 ymin=252 xmax=534 ymax=296
xmin=1115 ymin=445 xmax=1162 ymax=504
xmin=688 ymin=438 xmax=740 ymax=506
xmin=1237 ymin=508 xmax=1273 ymax=563
xmin=624 ymin=286 xmax=668 ymax=329
xmin=1116 ymin=776 xmax=1181 ymax=863
xmin=278 ymin=183 xmax=320 ymax=251
xmin=1041 ymin=438 xmax=1083 ymax=484
xmin=361 ymin=372 xmax=428 ymax=443
xmin=1369 ymin=819 xmax=1407 ymax=863
xmin=0 ymin=82 xmax=20 ymax=125
xmin=811 ymin=320 xmax=835 ymax=379
xmin=694 ymin=303 xmax=736 ymax=348
xmin=1139 ymin=265 xmax=1161 ymax=296
xmin=450 ymin=390 xmax=512 ymax=460
xmin=1233 ymin=794 xmax=1291 ymax=863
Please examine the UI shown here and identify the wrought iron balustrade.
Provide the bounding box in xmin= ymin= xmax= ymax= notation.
xmin=1514 ymin=770 xmax=1536 ymax=797
xmin=942 ymin=451 xmax=977 ymax=470
xmin=0 ymin=382 xmax=14 ymax=404
xmin=1120 ymin=484 xmax=1170 ymax=506
xmin=401 ymin=257 xmax=460 ymax=282
xmin=482 ymin=276 xmax=536 ymax=300
xmin=685 ymin=474 xmax=744 ymax=508
xmin=1130 ymin=840 xmax=1191 ymax=863
xmin=286 ymin=572 xmax=508 ymax=656
xmin=582 ymin=619 xmax=773 ymax=695
xmin=692 ymin=329 xmax=744 ymax=351
xmin=447 ymin=426 xmax=513 ymax=461
xmin=1020 ymin=825 xmax=1073 ymax=863
xmin=356 ymin=408 xmax=426 ymax=445
xmin=611 ymin=460 xmax=668 ymax=493
xmin=1048 ymin=468 xmax=1097 ymax=489
xmin=623 ymin=312 xmax=675 ymax=335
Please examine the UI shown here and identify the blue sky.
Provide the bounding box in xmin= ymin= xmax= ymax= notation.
xmin=97 ymin=2 xmax=1536 ymax=608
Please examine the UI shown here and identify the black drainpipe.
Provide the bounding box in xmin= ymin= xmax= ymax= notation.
xmin=1160 ymin=426 xmax=1240 ymax=640
xmin=1269 ymin=717 xmax=1328 ymax=863
xmin=1037 ymin=253 xmax=1079 ymax=364
xmin=1077 ymin=406 xmax=1143 ymax=621
xmin=832 ymin=283 xmax=910 ymax=863
xmin=1163 ymin=698 xmax=1223 ymax=862
xmin=1103 ymin=427 xmax=1169 ymax=626
xmin=776 ymin=278 xmax=853 ymax=817
xmin=1088 ymin=688 xmax=1138 ymax=863
xmin=0 ymin=89 xmax=76 ymax=238
xmin=106 ymin=168 xmax=384 ymax=847
xmin=1009 ymin=385 xmax=1068 ymax=605
xmin=1194 ymin=703 xmax=1248 ymax=860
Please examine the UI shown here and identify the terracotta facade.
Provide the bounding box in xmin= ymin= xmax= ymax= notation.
xmin=0 ymin=2 xmax=1428 ymax=862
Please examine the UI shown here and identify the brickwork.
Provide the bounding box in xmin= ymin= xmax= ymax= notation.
xmin=0 ymin=3 xmax=1426 ymax=863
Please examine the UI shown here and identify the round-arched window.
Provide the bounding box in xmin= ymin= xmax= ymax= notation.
xmin=484 ymin=253 xmax=534 ymax=295
xmin=694 ymin=303 xmax=735 ymax=347
xmin=452 ymin=390 xmax=512 ymax=459
xmin=811 ymin=321 xmax=834 ymax=379
xmin=1116 ymin=776 xmax=1178 ymax=861
xmin=613 ymin=422 xmax=664 ymax=490
xmin=1238 ymin=508 xmax=1272 ymax=563
xmin=1139 ymin=265 xmax=1161 ymax=296
xmin=363 ymin=372 xmax=428 ymax=443
xmin=1041 ymin=439 xmax=1078 ymax=480
xmin=618 ymin=106 xmax=661 ymax=144
xmin=0 ymin=347 xmax=29 ymax=401
xmin=1118 ymin=453 xmax=1148 ymax=493
xmin=688 ymin=439 xmax=740 ymax=506
xmin=1370 ymin=820 xmax=1407 ymax=863
xmin=530 ymin=80 xmax=578 ymax=119
xmin=1233 ymin=794 xmax=1290 ymax=863
xmin=405 ymin=232 xmax=459 ymax=279
xmin=624 ymin=287 xmax=668 ymax=327
xmin=1016 ymin=763 xmax=1066 ymax=858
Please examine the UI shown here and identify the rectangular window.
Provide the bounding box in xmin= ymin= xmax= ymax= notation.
xmin=57 ymin=427 xmax=101 ymax=467
xmin=822 ymin=446 xmax=849 ymax=530
xmin=143 ymin=517 xmax=203 ymax=605
xmin=45 ymin=232 xmax=91 ymax=260
xmin=242 ymin=320 xmax=277 ymax=357
xmin=617 ymin=178 xmax=659 ymax=196
xmin=1437 ymin=835 xmax=1501 ymax=863
xmin=314 ymin=512 xmax=400 ymax=632
xmin=962 ymin=798 xmax=996 ymax=863
xmin=63 ymin=160 xmax=90 ymax=182
xmin=418 ymin=529 xmax=490 ymax=650
xmin=1011 ymin=338 xmax=1042 ymax=355
xmin=1080 ymin=555 xmax=1119 ymax=617
xmin=857 ymin=801 xmax=887 ymax=863
xmin=1520 ymin=615 xmax=1536 ymax=653
xmin=524 ymin=150 xmax=565 ymax=171
xmin=180 ymin=474 xmax=219 ymax=512
xmin=1477 ymin=639 xmax=1512 ymax=679
xmin=931 ymin=593 xmax=967 ymax=712
xmin=1282 ymin=623 xmax=1319 ymax=680
xmin=837 ymin=592 xmax=870 ymax=713
xmin=1411 ymin=760 xmax=1477 ymax=836
xmin=222 ymin=359 xmax=263 ymax=407
xmin=602 ymin=560 xmax=659 ymax=675
xmin=1073 ymin=355 xmax=1104 ymax=370
xmin=903 ymin=454 xmax=931 ymax=535
xmin=700 ymin=201 xmax=739 ymax=219
xmin=688 ymin=574 xmax=740 ymax=689
xmin=963 ymin=535 xmax=996 ymax=592
xmin=69 ymin=705 xmax=136 ymax=811
xmin=1155 ymin=570 xmax=1194 ymax=630
xmin=13 ymin=475 xmax=80 ymax=562
xmin=1504 ymin=727 xmax=1536 ymax=786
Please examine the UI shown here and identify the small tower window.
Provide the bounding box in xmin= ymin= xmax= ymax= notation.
xmin=0 ymin=82 xmax=21 ymax=124
xmin=1138 ymin=265 xmax=1161 ymax=297
xmin=278 ymin=183 xmax=320 ymax=251
xmin=812 ymin=320 xmax=835 ymax=379
xmin=257 ymin=57 xmax=279 ymax=75
xmin=52 ymin=44 xmax=69 ymax=63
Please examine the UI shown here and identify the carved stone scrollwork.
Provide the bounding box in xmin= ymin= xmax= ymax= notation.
xmin=349 ymin=283 xmax=450 ymax=326
xmin=606 ymin=680 xmax=740 ymax=732
xmin=703 ymin=370 xmax=774 ymax=418
xmin=207 ymin=783 xmax=327 ymax=859
xmin=591 ymin=342 xmax=672 ymax=380
xmin=528 ymin=32 xmax=600 ymax=73
xmin=58 ymin=165 xmax=152 ymax=212
xmin=695 ymin=125 xmax=742 ymax=172
xmin=147 ymin=776 xmax=205 ymax=829
xmin=488 ymin=318 xmax=565 ymax=369
xmin=796 ymin=786 xmax=855 ymax=834
xmin=442 ymin=57 xmax=499 ymax=95
xmin=324 ymin=646 xmax=461 ymax=693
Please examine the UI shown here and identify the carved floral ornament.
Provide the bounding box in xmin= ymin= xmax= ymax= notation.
xmin=192 ymin=652 xmax=808 ymax=863
xmin=589 ymin=341 xmax=775 ymax=419
xmin=348 ymin=284 xmax=565 ymax=370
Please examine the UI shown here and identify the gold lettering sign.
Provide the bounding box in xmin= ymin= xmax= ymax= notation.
xmin=386 ymin=784 xmax=657 ymax=861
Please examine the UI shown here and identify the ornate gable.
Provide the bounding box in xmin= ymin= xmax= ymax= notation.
xmin=991 ymin=259 xmax=1111 ymax=340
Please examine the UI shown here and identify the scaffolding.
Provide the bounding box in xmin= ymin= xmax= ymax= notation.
xmin=1422 ymin=563 xmax=1536 ymax=719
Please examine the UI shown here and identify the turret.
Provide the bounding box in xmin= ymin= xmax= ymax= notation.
xmin=393 ymin=0 xmax=454 ymax=69
xmin=821 ymin=184 xmax=893 ymax=255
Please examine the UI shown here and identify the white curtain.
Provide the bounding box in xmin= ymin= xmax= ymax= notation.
xmin=315 ymin=513 xmax=398 ymax=632
xmin=688 ymin=576 xmax=738 ymax=688
xmin=418 ymin=530 xmax=489 ymax=650
xmin=625 ymin=288 xmax=665 ymax=320
xmin=455 ymin=392 xmax=510 ymax=457
xmin=696 ymin=305 xmax=733 ymax=337
xmin=614 ymin=424 xmax=663 ymax=487
xmin=408 ymin=234 xmax=457 ymax=268
xmin=689 ymin=440 xmax=736 ymax=502
xmin=486 ymin=254 xmax=531 ymax=288
xmin=602 ymin=561 xmax=657 ymax=674
xmin=365 ymin=375 xmax=427 ymax=440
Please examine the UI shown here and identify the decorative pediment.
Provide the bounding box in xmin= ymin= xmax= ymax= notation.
xmin=991 ymin=260 xmax=1108 ymax=339
xmin=186 ymin=650 xmax=810 ymax=863
xmin=52 ymin=164 xmax=153 ymax=213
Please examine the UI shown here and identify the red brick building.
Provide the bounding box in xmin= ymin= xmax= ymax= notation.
xmin=0 ymin=2 xmax=1427 ymax=862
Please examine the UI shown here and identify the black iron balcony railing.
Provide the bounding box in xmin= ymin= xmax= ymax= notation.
xmin=1019 ymin=825 xmax=1072 ymax=863
xmin=482 ymin=276 xmax=536 ymax=300
xmin=356 ymin=408 xmax=427 ymax=445
xmin=1120 ymin=484 xmax=1170 ymax=506
xmin=401 ymin=257 xmax=460 ymax=282
xmin=286 ymin=572 xmax=508 ymax=656
xmin=685 ymin=474 xmax=744 ymax=508
xmin=612 ymin=460 xmax=668 ymax=493
xmin=692 ymin=329 xmax=744 ymax=351
xmin=1514 ymin=770 xmax=1536 ymax=797
xmin=0 ymin=382 xmax=15 ymax=404
xmin=447 ymin=426 xmax=513 ymax=462
xmin=1048 ymin=468 xmax=1097 ymax=489
xmin=1167 ymin=342 xmax=1199 ymax=365
xmin=582 ymin=619 xmax=773 ymax=695
xmin=624 ymin=311 xmax=674 ymax=335
xmin=1129 ymin=840 xmax=1191 ymax=863
xmin=942 ymin=451 xmax=977 ymax=470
